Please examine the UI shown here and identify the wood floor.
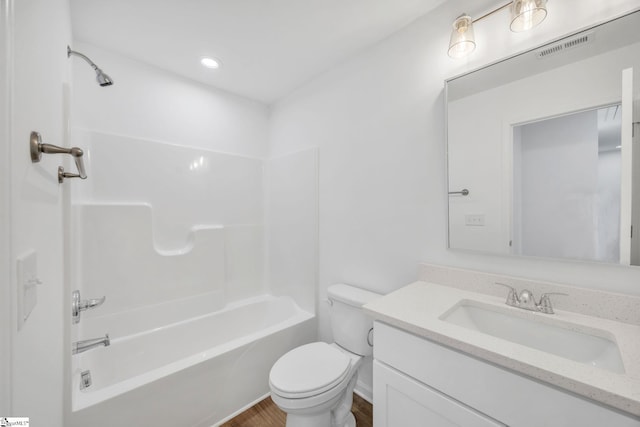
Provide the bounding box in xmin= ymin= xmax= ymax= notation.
xmin=221 ymin=393 xmax=373 ymax=427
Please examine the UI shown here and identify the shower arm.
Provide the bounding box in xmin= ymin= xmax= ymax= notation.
xmin=30 ymin=131 xmax=87 ymax=182
xmin=67 ymin=45 xmax=113 ymax=87
xmin=67 ymin=46 xmax=99 ymax=71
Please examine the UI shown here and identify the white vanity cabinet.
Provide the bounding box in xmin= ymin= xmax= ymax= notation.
xmin=373 ymin=360 xmax=505 ymax=426
xmin=373 ymin=321 xmax=640 ymax=427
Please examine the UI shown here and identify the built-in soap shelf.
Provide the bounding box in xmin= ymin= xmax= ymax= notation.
xmin=75 ymin=202 xmax=224 ymax=255
xmin=74 ymin=203 xmax=264 ymax=317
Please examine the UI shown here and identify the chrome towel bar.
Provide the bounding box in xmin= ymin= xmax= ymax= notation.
xmin=30 ymin=131 xmax=87 ymax=183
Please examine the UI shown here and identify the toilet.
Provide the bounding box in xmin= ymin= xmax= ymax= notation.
xmin=269 ymin=284 xmax=381 ymax=427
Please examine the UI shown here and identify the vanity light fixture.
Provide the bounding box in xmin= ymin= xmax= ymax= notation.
xmin=200 ymin=57 xmax=222 ymax=69
xmin=510 ymin=0 xmax=548 ymax=32
xmin=448 ymin=0 xmax=548 ymax=58
xmin=448 ymin=15 xmax=476 ymax=59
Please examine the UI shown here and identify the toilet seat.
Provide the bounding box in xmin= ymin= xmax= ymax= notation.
xmin=270 ymin=342 xmax=352 ymax=399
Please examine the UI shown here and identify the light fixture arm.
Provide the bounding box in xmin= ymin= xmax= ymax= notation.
xmin=472 ymin=2 xmax=511 ymax=24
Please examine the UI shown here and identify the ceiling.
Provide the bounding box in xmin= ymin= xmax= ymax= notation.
xmin=70 ymin=0 xmax=449 ymax=104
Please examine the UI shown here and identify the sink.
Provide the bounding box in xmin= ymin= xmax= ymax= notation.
xmin=441 ymin=300 xmax=625 ymax=374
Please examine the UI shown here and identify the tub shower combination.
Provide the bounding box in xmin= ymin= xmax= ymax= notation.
xmin=67 ymin=132 xmax=317 ymax=427
xmin=70 ymin=293 xmax=313 ymax=427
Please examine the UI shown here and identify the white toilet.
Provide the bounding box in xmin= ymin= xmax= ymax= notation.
xmin=269 ymin=284 xmax=381 ymax=427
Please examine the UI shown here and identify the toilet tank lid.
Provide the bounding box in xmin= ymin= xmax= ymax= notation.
xmin=328 ymin=284 xmax=381 ymax=307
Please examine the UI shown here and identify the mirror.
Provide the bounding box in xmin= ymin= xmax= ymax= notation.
xmin=446 ymin=10 xmax=640 ymax=265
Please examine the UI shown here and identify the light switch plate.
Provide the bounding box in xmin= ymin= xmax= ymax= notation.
xmin=465 ymin=214 xmax=485 ymax=226
xmin=16 ymin=250 xmax=39 ymax=330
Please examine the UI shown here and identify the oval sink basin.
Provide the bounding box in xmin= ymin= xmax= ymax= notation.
xmin=441 ymin=300 xmax=625 ymax=374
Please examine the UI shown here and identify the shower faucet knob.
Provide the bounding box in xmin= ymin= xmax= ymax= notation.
xmin=72 ymin=290 xmax=106 ymax=324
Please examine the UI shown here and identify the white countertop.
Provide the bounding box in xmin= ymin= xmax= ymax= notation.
xmin=364 ymin=281 xmax=640 ymax=417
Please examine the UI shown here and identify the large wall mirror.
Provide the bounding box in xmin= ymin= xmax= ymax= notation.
xmin=446 ymin=10 xmax=640 ymax=265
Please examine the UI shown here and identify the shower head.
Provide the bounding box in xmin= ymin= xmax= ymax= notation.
xmin=67 ymin=45 xmax=114 ymax=87
xmin=94 ymin=68 xmax=113 ymax=87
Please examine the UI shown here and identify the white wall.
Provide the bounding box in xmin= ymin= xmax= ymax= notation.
xmin=447 ymin=83 xmax=511 ymax=254
xmin=71 ymin=42 xmax=269 ymax=158
xmin=6 ymin=0 xmax=71 ymax=424
xmin=269 ymin=0 xmax=640 ymax=397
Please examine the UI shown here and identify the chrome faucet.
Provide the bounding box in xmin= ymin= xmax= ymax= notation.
xmin=495 ymin=283 xmax=567 ymax=314
xmin=72 ymin=334 xmax=110 ymax=355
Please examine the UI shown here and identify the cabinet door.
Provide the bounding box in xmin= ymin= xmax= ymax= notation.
xmin=373 ymin=361 xmax=505 ymax=427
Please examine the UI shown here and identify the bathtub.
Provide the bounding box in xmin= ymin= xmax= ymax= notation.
xmin=68 ymin=295 xmax=315 ymax=427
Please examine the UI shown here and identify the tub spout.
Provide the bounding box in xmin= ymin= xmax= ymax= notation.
xmin=73 ymin=334 xmax=110 ymax=355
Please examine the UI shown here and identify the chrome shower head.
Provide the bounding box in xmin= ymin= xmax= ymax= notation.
xmin=67 ymin=45 xmax=114 ymax=87
xmin=95 ymin=68 xmax=113 ymax=87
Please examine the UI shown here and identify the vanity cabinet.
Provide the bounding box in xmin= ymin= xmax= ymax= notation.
xmin=373 ymin=321 xmax=640 ymax=427
xmin=373 ymin=361 xmax=504 ymax=426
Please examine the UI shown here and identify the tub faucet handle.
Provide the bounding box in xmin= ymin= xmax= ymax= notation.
xmin=72 ymin=290 xmax=106 ymax=324
xmin=83 ymin=296 xmax=106 ymax=309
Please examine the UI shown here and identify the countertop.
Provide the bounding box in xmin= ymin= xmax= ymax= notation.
xmin=363 ymin=281 xmax=640 ymax=417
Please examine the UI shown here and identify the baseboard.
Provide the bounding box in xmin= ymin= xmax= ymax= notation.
xmin=354 ymin=385 xmax=373 ymax=404
xmin=211 ymin=392 xmax=271 ymax=427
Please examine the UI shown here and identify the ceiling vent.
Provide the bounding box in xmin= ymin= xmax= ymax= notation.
xmin=536 ymin=32 xmax=594 ymax=59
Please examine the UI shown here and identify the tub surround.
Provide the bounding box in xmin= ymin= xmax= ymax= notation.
xmin=364 ymin=267 xmax=640 ymax=417
xmin=76 ymin=204 xmax=229 ymax=316
xmin=68 ymin=130 xmax=319 ymax=426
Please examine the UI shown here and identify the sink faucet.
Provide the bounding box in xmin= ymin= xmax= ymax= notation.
xmin=72 ymin=334 xmax=110 ymax=355
xmin=495 ymin=283 xmax=567 ymax=314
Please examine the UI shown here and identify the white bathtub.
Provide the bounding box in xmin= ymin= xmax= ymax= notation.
xmin=68 ymin=295 xmax=315 ymax=427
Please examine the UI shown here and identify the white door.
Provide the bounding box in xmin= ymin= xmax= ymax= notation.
xmin=4 ymin=0 xmax=70 ymax=424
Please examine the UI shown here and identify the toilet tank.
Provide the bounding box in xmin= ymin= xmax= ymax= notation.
xmin=328 ymin=284 xmax=382 ymax=356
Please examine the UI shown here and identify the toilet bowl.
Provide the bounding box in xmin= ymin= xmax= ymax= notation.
xmin=270 ymin=342 xmax=362 ymax=427
xmin=269 ymin=284 xmax=381 ymax=427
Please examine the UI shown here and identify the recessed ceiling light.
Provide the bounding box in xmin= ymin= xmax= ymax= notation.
xmin=200 ymin=57 xmax=221 ymax=69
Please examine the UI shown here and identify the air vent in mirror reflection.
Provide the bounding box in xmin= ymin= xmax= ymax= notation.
xmin=537 ymin=32 xmax=593 ymax=59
